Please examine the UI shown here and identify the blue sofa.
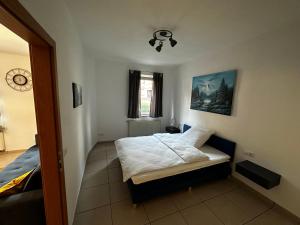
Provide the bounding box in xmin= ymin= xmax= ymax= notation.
xmin=0 ymin=146 xmax=45 ymax=225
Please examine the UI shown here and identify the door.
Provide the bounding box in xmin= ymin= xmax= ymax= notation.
xmin=0 ymin=1 xmax=68 ymax=225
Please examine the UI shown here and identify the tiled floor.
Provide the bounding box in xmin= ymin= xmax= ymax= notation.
xmin=74 ymin=142 xmax=299 ymax=225
xmin=0 ymin=150 xmax=25 ymax=170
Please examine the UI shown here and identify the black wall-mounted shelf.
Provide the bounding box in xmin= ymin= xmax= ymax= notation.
xmin=236 ymin=160 xmax=281 ymax=189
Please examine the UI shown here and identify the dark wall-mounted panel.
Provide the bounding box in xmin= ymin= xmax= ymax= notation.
xmin=236 ymin=160 xmax=281 ymax=189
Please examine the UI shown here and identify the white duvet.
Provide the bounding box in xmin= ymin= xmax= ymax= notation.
xmin=115 ymin=133 xmax=209 ymax=182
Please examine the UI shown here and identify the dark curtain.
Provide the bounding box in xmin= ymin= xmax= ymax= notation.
xmin=150 ymin=72 xmax=163 ymax=117
xmin=127 ymin=70 xmax=141 ymax=118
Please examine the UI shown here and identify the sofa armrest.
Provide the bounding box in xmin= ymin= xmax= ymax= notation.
xmin=0 ymin=189 xmax=45 ymax=225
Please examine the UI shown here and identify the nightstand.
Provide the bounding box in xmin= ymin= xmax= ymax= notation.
xmin=236 ymin=160 xmax=281 ymax=189
xmin=165 ymin=126 xmax=180 ymax=134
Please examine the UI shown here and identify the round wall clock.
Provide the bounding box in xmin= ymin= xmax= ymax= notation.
xmin=5 ymin=68 xmax=33 ymax=92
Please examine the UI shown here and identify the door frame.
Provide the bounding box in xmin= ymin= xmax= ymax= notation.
xmin=0 ymin=1 xmax=68 ymax=225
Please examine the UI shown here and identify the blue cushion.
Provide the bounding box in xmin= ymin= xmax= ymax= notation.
xmin=183 ymin=124 xmax=191 ymax=133
xmin=0 ymin=146 xmax=40 ymax=188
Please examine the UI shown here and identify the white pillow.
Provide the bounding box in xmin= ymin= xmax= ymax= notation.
xmin=179 ymin=127 xmax=214 ymax=148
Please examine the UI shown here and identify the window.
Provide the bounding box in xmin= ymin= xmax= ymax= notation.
xmin=140 ymin=74 xmax=153 ymax=117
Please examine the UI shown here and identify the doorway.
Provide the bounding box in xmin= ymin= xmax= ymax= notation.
xmin=0 ymin=23 xmax=36 ymax=169
xmin=0 ymin=1 xmax=68 ymax=225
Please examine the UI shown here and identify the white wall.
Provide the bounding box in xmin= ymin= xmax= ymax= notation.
xmin=96 ymin=58 xmax=177 ymax=141
xmin=19 ymin=1 xmax=98 ymax=224
xmin=175 ymin=21 xmax=300 ymax=217
xmin=82 ymin=53 xmax=98 ymax=157
xmin=0 ymin=52 xmax=37 ymax=151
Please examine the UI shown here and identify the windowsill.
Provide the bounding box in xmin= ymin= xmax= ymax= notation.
xmin=127 ymin=117 xmax=161 ymax=122
xmin=140 ymin=115 xmax=150 ymax=118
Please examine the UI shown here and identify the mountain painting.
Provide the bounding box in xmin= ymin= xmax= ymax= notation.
xmin=190 ymin=70 xmax=237 ymax=116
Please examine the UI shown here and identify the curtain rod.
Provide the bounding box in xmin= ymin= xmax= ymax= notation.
xmin=129 ymin=69 xmax=161 ymax=74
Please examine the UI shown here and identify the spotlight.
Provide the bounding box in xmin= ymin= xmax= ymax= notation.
xmin=149 ymin=38 xmax=156 ymax=47
xmin=156 ymin=42 xmax=163 ymax=52
xmin=169 ymin=37 xmax=177 ymax=47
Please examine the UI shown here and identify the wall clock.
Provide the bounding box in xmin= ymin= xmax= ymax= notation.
xmin=5 ymin=68 xmax=33 ymax=92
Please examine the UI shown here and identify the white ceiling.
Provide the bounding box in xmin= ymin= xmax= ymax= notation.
xmin=0 ymin=24 xmax=29 ymax=56
xmin=65 ymin=0 xmax=300 ymax=66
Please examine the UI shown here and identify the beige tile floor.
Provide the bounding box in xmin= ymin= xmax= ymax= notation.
xmin=74 ymin=142 xmax=300 ymax=225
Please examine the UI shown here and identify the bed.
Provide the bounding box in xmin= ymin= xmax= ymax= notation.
xmin=115 ymin=131 xmax=236 ymax=204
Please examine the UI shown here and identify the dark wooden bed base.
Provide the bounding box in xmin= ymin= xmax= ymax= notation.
xmin=127 ymin=135 xmax=236 ymax=204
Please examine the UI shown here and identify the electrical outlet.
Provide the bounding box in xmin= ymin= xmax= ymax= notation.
xmin=244 ymin=151 xmax=255 ymax=157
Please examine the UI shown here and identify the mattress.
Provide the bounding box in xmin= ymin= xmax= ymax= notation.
xmin=131 ymin=145 xmax=230 ymax=184
xmin=116 ymin=135 xmax=185 ymax=182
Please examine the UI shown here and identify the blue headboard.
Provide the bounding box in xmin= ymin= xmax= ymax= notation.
xmin=206 ymin=135 xmax=236 ymax=161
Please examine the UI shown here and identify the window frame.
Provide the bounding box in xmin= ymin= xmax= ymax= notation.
xmin=140 ymin=73 xmax=153 ymax=117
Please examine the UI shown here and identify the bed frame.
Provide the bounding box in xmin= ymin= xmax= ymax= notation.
xmin=127 ymin=135 xmax=236 ymax=204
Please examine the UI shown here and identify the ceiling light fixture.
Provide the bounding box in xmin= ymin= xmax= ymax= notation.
xmin=148 ymin=30 xmax=177 ymax=52
xmin=155 ymin=41 xmax=163 ymax=52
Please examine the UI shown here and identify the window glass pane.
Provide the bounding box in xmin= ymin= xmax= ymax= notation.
xmin=140 ymin=76 xmax=153 ymax=116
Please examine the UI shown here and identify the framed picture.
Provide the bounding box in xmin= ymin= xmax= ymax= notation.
xmin=190 ymin=70 xmax=237 ymax=116
xmin=72 ymin=82 xmax=82 ymax=108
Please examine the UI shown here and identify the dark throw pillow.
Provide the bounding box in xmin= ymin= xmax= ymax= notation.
xmin=183 ymin=124 xmax=192 ymax=133
xmin=23 ymin=165 xmax=42 ymax=192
